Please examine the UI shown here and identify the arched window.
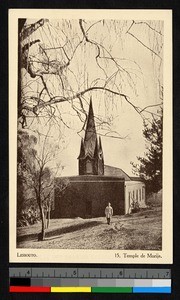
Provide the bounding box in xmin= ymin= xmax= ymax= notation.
xmin=136 ymin=190 xmax=138 ymax=201
xmin=86 ymin=160 xmax=93 ymax=174
xmin=128 ymin=192 xmax=131 ymax=206
xmin=133 ymin=190 xmax=135 ymax=199
xmin=142 ymin=187 xmax=145 ymax=200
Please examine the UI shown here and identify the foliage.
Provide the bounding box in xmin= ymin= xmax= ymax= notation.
xmin=17 ymin=206 xmax=40 ymax=227
xmin=17 ymin=127 xmax=68 ymax=240
xmin=131 ymin=111 xmax=162 ymax=195
xmin=17 ymin=130 xmax=53 ymax=231
xmin=17 ymin=130 xmax=38 ymax=224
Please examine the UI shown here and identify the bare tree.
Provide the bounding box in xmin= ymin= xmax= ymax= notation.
xmin=19 ymin=125 xmax=68 ymax=241
xmin=18 ymin=18 xmax=163 ymax=135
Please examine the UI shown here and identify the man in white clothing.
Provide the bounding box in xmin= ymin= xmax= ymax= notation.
xmin=105 ymin=202 xmax=113 ymax=225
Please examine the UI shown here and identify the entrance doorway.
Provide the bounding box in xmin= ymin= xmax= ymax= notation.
xmin=86 ymin=200 xmax=92 ymax=217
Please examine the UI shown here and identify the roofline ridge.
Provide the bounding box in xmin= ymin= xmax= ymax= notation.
xmin=104 ymin=164 xmax=131 ymax=180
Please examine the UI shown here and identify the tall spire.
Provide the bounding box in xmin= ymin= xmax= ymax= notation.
xmin=83 ymin=97 xmax=97 ymax=158
xmin=78 ymin=97 xmax=104 ymax=175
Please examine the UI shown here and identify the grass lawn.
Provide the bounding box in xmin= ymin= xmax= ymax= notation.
xmin=17 ymin=206 xmax=162 ymax=250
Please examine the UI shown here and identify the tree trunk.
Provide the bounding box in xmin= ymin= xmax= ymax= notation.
xmin=44 ymin=209 xmax=47 ymax=229
xmin=47 ymin=206 xmax=51 ymax=229
xmin=18 ymin=20 xmax=22 ymax=120
xmin=38 ymin=202 xmax=45 ymax=241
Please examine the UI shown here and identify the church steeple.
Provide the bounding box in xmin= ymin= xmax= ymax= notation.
xmin=84 ymin=97 xmax=97 ymax=158
xmin=78 ymin=98 xmax=104 ymax=175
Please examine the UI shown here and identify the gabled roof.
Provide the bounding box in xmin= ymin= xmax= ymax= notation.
xmin=104 ymin=165 xmax=131 ymax=181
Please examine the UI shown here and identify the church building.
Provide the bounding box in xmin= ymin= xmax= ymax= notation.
xmin=53 ymin=99 xmax=146 ymax=218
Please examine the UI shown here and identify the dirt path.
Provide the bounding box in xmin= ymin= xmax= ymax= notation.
xmin=17 ymin=207 xmax=162 ymax=250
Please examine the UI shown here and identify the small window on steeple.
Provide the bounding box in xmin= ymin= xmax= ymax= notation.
xmin=99 ymin=151 xmax=103 ymax=159
xmin=86 ymin=160 xmax=93 ymax=174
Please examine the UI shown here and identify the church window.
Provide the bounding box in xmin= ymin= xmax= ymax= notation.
xmin=99 ymin=151 xmax=103 ymax=159
xmin=142 ymin=187 xmax=145 ymax=200
xmin=86 ymin=160 xmax=93 ymax=174
xmin=136 ymin=190 xmax=138 ymax=201
xmin=128 ymin=192 xmax=131 ymax=206
xmin=139 ymin=189 xmax=141 ymax=201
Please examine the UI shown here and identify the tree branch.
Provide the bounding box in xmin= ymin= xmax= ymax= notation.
xmin=20 ymin=19 xmax=49 ymax=41
xmin=133 ymin=21 xmax=163 ymax=36
xmin=140 ymin=103 xmax=163 ymax=113
xmin=127 ymin=31 xmax=162 ymax=60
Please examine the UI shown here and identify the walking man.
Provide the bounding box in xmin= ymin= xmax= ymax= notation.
xmin=105 ymin=202 xmax=113 ymax=225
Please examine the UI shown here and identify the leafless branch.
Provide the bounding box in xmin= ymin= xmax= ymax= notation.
xmin=127 ymin=31 xmax=162 ymax=60
xmin=133 ymin=21 xmax=163 ymax=36
xmin=140 ymin=102 xmax=163 ymax=113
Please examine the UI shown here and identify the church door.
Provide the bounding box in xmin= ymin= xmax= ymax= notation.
xmin=86 ymin=200 xmax=92 ymax=216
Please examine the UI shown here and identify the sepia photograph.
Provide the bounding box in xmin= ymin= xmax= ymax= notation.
xmin=9 ymin=9 xmax=172 ymax=263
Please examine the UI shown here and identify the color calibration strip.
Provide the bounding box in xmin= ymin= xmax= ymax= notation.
xmin=9 ymin=279 xmax=171 ymax=293
xmin=9 ymin=268 xmax=171 ymax=293
xmin=9 ymin=286 xmax=171 ymax=293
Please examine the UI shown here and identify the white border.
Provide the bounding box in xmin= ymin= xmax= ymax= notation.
xmin=9 ymin=9 xmax=172 ymax=264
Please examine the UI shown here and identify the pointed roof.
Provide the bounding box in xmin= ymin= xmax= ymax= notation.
xmin=83 ymin=98 xmax=97 ymax=158
xmin=94 ymin=137 xmax=99 ymax=157
xmin=98 ymin=136 xmax=104 ymax=160
xmin=78 ymin=138 xmax=85 ymax=159
xmin=99 ymin=136 xmax=103 ymax=152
